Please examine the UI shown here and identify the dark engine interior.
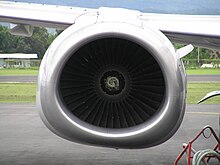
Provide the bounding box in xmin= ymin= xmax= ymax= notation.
xmin=59 ymin=37 xmax=166 ymax=129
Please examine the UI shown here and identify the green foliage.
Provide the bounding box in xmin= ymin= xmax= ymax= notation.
xmin=185 ymin=47 xmax=211 ymax=59
xmin=174 ymin=43 xmax=217 ymax=59
xmin=182 ymin=59 xmax=220 ymax=68
xmin=187 ymin=83 xmax=220 ymax=104
xmin=186 ymin=68 xmax=220 ymax=75
xmin=0 ymin=25 xmax=57 ymax=59
xmin=0 ymin=68 xmax=38 ymax=76
xmin=0 ymin=83 xmax=36 ymax=102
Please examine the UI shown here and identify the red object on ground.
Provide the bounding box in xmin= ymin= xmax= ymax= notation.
xmin=174 ymin=126 xmax=220 ymax=165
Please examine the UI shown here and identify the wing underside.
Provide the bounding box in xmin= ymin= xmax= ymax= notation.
xmin=0 ymin=1 xmax=220 ymax=50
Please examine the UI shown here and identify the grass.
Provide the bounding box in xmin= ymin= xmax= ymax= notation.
xmin=186 ymin=68 xmax=220 ymax=75
xmin=0 ymin=68 xmax=38 ymax=76
xmin=0 ymin=83 xmax=36 ymax=102
xmin=0 ymin=82 xmax=220 ymax=104
xmin=187 ymin=82 xmax=220 ymax=104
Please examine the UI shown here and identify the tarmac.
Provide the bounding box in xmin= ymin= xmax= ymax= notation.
xmin=0 ymin=76 xmax=37 ymax=83
xmin=188 ymin=75 xmax=220 ymax=82
xmin=0 ymin=74 xmax=220 ymax=83
xmin=0 ymin=103 xmax=219 ymax=165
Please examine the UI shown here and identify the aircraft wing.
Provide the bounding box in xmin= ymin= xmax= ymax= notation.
xmin=0 ymin=1 xmax=220 ymax=50
xmin=0 ymin=1 xmax=97 ymax=29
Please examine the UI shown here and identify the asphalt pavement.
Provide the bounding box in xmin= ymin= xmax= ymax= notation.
xmin=188 ymin=75 xmax=220 ymax=82
xmin=0 ymin=76 xmax=37 ymax=83
xmin=0 ymin=75 xmax=219 ymax=82
xmin=0 ymin=103 xmax=219 ymax=165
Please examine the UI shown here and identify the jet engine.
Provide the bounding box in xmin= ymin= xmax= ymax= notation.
xmin=37 ymin=20 xmax=187 ymax=149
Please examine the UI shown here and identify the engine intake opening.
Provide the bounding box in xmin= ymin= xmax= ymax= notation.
xmin=59 ymin=37 xmax=165 ymax=129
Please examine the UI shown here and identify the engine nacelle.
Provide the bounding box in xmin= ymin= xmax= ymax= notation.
xmin=37 ymin=20 xmax=186 ymax=149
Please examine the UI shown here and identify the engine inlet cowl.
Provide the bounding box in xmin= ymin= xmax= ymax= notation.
xmin=38 ymin=22 xmax=186 ymax=149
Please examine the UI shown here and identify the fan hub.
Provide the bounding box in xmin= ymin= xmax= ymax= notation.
xmin=100 ymin=70 xmax=125 ymax=95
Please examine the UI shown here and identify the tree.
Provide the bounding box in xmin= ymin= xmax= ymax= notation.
xmin=174 ymin=43 xmax=212 ymax=59
xmin=0 ymin=25 xmax=57 ymax=59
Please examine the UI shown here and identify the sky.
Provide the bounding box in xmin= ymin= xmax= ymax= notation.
xmin=7 ymin=0 xmax=220 ymax=15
